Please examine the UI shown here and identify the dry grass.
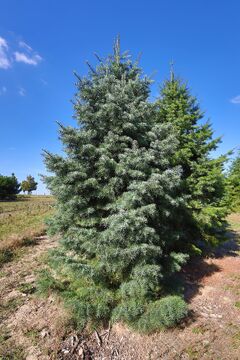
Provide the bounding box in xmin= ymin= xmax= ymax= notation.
xmin=0 ymin=195 xmax=54 ymax=266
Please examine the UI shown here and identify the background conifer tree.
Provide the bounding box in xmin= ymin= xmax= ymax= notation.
xmin=0 ymin=173 xmax=20 ymax=200
xmin=156 ymin=71 xmax=227 ymax=251
xmin=43 ymin=40 xmax=188 ymax=330
xmin=226 ymin=151 xmax=240 ymax=211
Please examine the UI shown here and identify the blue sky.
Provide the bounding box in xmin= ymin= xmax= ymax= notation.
xmin=0 ymin=0 xmax=239 ymax=194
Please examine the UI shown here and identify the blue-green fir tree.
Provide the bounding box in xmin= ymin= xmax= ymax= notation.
xmin=156 ymin=70 xmax=228 ymax=251
xmin=43 ymin=40 xmax=188 ymax=331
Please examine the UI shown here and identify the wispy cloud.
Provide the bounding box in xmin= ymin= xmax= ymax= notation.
xmin=230 ymin=95 xmax=240 ymax=104
xmin=15 ymin=51 xmax=42 ymax=66
xmin=19 ymin=40 xmax=33 ymax=52
xmin=18 ymin=87 xmax=26 ymax=96
xmin=0 ymin=86 xmax=7 ymax=95
xmin=0 ymin=36 xmax=43 ymax=69
xmin=0 ymin=37 xmax=11 ymax=69
xmin=15 ymin=39 xmax=42 ymax=66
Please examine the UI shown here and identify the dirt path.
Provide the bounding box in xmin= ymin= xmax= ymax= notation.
xmin=0 ymin=216 xmax=240 ymax=359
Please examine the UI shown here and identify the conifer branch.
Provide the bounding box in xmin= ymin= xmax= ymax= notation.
xmin=135 ymin=52 xmax=143 ymax=65
xmin=56 ymin=121 xmax=65 ymax=130
xmin=86 ymin=60 xmax=96 ymax=74
xmin=94 ymin=52 xmax=103 ymax=63
xmin=73 ymin=70 xmax=82 ymax=83
xmin=114 ymin=34 xmax=121 ymax=63
xmin=170 ymin=59 xmax=175 ymax=82
xmin=42 ymin=149 xmax=54 ymax=158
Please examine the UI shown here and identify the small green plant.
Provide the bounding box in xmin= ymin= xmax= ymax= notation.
xmin=18 ymin=282 xmax=36 ymax=295
xmin=25 ymin=329 xmax=39 ymax=345
xmin=186 ymin=346 xmax=199 ymax=359
xmin=192 ymin=326 xmax=206 ymax=334
xmin=0 ymin=326 xmax=11 ymax=344
xmin=232 ymin=331 xmax=240 ymax=349
xmin=0 ymin=249 xmax=14 ymax=267
xmin=235 ymin=301 xmax=240 ymax=309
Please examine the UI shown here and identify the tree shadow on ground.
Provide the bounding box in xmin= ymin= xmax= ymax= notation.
xmin=182 ymin=227 xmax=239 ymax=303
xmin=181 ymin=259 xmax=220 ymax=302
xmin=166 ymin=227 xmax=240 ymax=315
xmin=208 ymin=229 xmax=240 ymax=258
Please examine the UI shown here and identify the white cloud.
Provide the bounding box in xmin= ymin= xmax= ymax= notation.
xmin=0 ymin=37 xmax=7 ymax=47
xmin=0 ymin=35 xmax=43 ymax=69
xmin=18 ymin=87 xmax=26 ymax=96
xmin=230 ymin=95 xmax=240 ymax=104
xmin=0 ymin=37 xmax=11 ymax=69
xmin=14 ymin=51 xmax=42 ymax=66
xmin=0 ymin=86 xmax=7 ymax=95
xmin=15 ymin=39 xmax=42 ymax=66
xmin=19 ymin=40 xmax=33 ymax=52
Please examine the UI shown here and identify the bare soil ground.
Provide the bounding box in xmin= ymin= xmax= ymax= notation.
xmin=0 ymin=215 xmax=240 ymax=359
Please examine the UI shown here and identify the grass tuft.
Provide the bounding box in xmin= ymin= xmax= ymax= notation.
xmin=235 ymin=301 xmax=240 ymax=309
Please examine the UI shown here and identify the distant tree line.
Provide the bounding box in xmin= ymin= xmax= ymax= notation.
xmin=0 ymin=174 xmax=38 ymax=200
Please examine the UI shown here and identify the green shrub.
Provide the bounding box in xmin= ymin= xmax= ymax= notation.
xmin=137 ymin=295 xmax=188 ymax=332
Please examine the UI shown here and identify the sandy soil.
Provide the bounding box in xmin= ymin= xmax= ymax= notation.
xmin=0 ymin=215 xmax=240 ymax=359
